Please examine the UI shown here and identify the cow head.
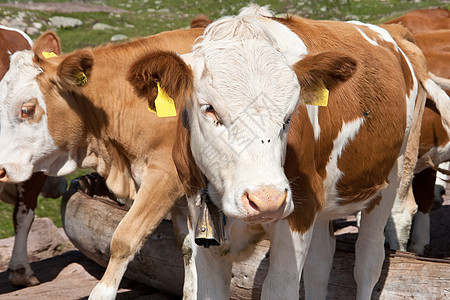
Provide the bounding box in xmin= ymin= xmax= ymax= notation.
xmin=129 ymin=15 xmax=356 ymax=224
xmin=0 ymin=31 xmax=93 ymax=183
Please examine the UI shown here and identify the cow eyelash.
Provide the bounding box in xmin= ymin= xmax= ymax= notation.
xmin=202 ymin=104 xmax=222 ymax=126
xmin=20 ymin=104 xmax=35 ymax=119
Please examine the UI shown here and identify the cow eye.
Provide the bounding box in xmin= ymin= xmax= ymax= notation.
xmin=21 ymin=104 xmax=36 ymax=119
xmin=282 ymin=118 xmax=291 ymax=131
xmin=202 ymin=104 xmax=222 ymax=126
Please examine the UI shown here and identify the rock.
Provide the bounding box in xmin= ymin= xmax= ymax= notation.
xmin=49 ymin=16 xmax=82 ymax=29
xmin=111 ymin=34 xmax=128 ymax=42
xmin=0 ymin=217 xmax=74 ymax=271
xmin=93 ymin=23 xmax=115 ymax=30
xmin=8 ymin=18 xmax=27 ymax=31
xmin=0 ymin=16 xmax=11 ymax=26
xmin=32 ymin=22 xmax=43 ymax=30
xmin=26 ymin=27 xmax=40 ymax=36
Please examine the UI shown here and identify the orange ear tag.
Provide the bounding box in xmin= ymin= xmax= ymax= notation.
xmin=149 ymin=82 xmax=176 ymax=117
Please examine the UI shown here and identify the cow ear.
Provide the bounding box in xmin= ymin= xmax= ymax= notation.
xmin=293 ymin=52 xmax=357 ymax=104
xmin=57 ymin=49 xmax=93 ymax=89
xmin=172 ymin=111 xmax=205 ymax=197
xmin=128 ymin=50 xmax=193 ymax=112
xmin=33 ymin=31 xmax=61 ymax=61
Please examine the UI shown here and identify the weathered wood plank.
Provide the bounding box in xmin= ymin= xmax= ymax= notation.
xmin=61 ymin=189 xmax=450 ymax=299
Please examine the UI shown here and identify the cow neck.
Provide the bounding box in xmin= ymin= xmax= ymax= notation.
xmin=55 ymin=42 xmax=177 ymax=200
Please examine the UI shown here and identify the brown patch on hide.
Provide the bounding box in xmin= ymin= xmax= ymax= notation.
xmin=0 ymin=27 xmax=31 ymax=78
xmin=383 ymin=8 xmax=450 ymax=33
xmin=172 ymin=116 xmax=205 ymax=197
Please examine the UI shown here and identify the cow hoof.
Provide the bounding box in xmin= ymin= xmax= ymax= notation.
xmin=408 ymin=243 xmax=426 ymax=255
xmin=8 ymin=268 xmax=40 ymax=287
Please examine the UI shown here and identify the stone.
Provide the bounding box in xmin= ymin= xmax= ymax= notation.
xmin=93 ymin=23 xmax=115 ymax=30
xmin=26 ymin=27 xmax=40 ymax=36
xmin=8 ymin=18 xmax=27 ymax=31
xmin=32 ymin=22 xmax=43 ymax=29
xmin=49 ymin=16 xmax=82 ymax=29
xmin=110 ymin=34 xmax=128 ymax=42
xmin=0 ymin=217 xmax=74 ymax=271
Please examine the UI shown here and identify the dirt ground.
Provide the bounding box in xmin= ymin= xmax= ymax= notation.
xmin=0 ymin=193 xmax=448 ymax=299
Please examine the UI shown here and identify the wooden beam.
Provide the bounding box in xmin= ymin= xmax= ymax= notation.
xmin=61 ymin=188 xmax=450 ymax=299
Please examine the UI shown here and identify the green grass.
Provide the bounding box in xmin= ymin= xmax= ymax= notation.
xmin=0 ymin=0 xmax=449 ymax=238
xmin=0 ymin=169 xmax=90 ymax=239
xmin=1 ymin=1 xmax=448 ymax=52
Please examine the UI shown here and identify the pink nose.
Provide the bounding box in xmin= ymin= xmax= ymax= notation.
xmin=0 ymin=168 xmax=8 ymax=182
xmin=242 ymin=186 xmax=287 ymax=219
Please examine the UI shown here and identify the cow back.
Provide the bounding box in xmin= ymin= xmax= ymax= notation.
xmin=276 ymin=17 xmax=416 ymax=224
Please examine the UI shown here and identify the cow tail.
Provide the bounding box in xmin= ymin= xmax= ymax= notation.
xmin=423 ymin=73 xmax=450 ymax=136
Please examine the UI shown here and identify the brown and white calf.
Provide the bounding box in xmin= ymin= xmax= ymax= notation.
xmin=384 ymin=7 xmax=450 ymax=33
xmin=0 ymin=27 xmax=203 ymax=299
xmin=408 ymin=30 xmax=450 ymax=254
xmin=128 ymin=6 xmax=450 ymax=299
xmin=380 ymin=13 xmax=450 ymax=252
xmin=0 ymin=25 xmax=67 ymax=287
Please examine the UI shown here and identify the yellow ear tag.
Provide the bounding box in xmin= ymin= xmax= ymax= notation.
xmin=42 ymin=51 xmax=58 ymax=59
xmin=304 ymin=86 xmax=329 ymax=107
xmin=75 ymin=72 xmax=88 ymax=86
xmin=150 ymin=82 xmax=177 ymax=117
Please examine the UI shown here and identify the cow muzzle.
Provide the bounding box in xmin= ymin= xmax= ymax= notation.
xmin=0 ymin=164 xmax=32 ymax=183
xmin=242 ymin=186 xmax=288 ymax=223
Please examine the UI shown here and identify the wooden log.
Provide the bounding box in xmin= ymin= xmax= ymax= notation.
xmin=61 ymin=187 xmax=450 ymax=299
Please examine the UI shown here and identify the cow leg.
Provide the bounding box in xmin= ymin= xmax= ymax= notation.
xmin=194 ymin=246 xmax=233 ymax=299
xmin=171 ymin=196 xmax=199 ymax=299
xmin=434 ymin=162 xmax=449 ymax=207
xmin=8 ymin=172 xmax=47 ymax=287
xmin=263 ymin=218 xmax=314 ymax=299
xmin=354 ymin=162 xmax=400 ymax=299
xmin=179 ymin=196 xmax=236 ymax=299
xmin=303 ymin=220 xmax=335 ymax=300
xmin=409 ymin=168 xmax=436 ymax=254
xmin=88 ymin=169 xmax=182 ymax=300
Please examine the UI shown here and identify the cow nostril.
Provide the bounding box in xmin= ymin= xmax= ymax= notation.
xmin=244 ymin=191 xmax=260 ymax=212
xmin=248 ymin=199 xmax=259 ymax=211
xmin=0 ymin=168 xmax=6 ymax=179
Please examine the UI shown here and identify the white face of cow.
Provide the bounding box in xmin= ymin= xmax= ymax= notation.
xmin=185 ymin=23 xmax=301 ymax=223
xmin=0 ymin=51 xmax=76 ymax=183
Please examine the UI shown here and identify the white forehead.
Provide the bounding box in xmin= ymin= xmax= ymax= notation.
xmin=191 ymin=15 xmax=305 ymax=119
xmin=1 ymin=50 xmax=42 ymax=107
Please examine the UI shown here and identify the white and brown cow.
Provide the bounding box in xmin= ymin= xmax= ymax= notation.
xmin=0 ymin=25 xmax=67 ymax=287
xmin=381 ymin=10 xmax=450 ymax=253
xmin=0 ymin=27 xmax=203 ymax=299
xmin=384 ymin=7 xmax=450 ymax=33
xmin=408 ymin=29 xmax=450 ymax=254
xmin=128 ymin=6 xmax=449 ymax=299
